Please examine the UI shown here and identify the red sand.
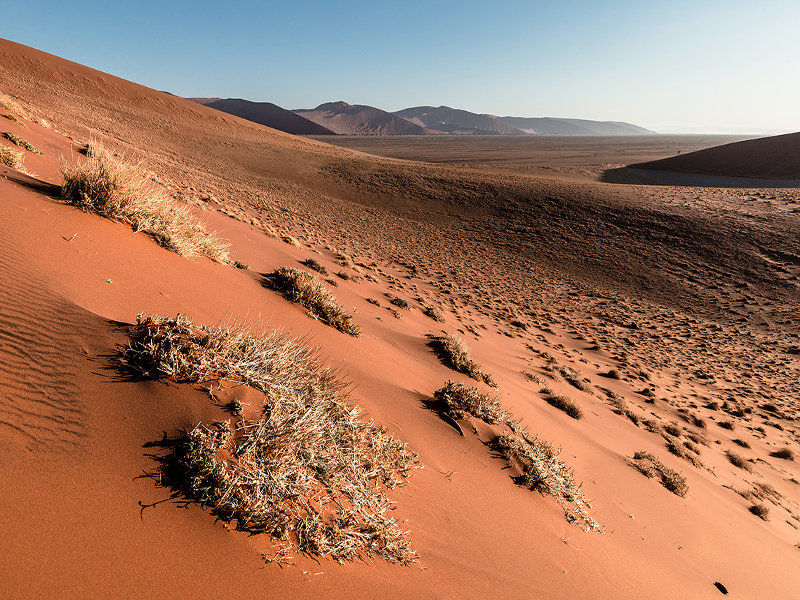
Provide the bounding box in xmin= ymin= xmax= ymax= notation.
xmin=1 ymin=38 xmax=799 ymax=600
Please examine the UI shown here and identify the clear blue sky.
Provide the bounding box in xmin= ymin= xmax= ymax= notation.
xmin=3 ymin=0 xmax=799 ymax=133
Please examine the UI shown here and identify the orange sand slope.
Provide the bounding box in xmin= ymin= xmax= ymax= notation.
xmin=1 ymin=38 xmax=799 ymax=600
xmin=632 ymin=131 xmax=800 ymax=180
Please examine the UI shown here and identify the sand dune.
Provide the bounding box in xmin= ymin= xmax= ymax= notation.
xmin=295 ymin=101 xmax=427 ymax=135
xmin=632 ymin=131 xmax=800 ymax=179
xmin=394 ymin=105 xmax=523 ymax=135
xmin=1 ymin=36 xmax=799 ymax=600
xmin=189 ymin=97 xmax=336 ymax=135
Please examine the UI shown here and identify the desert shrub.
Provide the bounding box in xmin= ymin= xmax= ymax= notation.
xmin=123 ymin=314 xmax=419 ymax=563
xmin=61 ymin=144 xmax=229 ymax=262
xmin=559 ymin=366 xmax=591 ymax=392
xmin=732 ymin=438 xmax=751 ymax=449
xmin=423 ymin=305 xmax=445 ymax=322
xmin=2 ymin=132 xmax=42 ymax=154
xmin=430 ymin=334 xmax=495 ymax=386
xmin=666 ymin=440 xmax=703 ymax=468
xmin=726 ymin=450 xmax=752 ymax=471
xmin=386 ymin=294 xmax=409 ymax=309
xmin=433 ymin=381 xmax=509 ymax=424
xmin=770 ymin=448 xmax=795 ymax=460
xmin=300 ymin=258 xmax=328 ymax=275
xmin=632 ymin=451 xmax=688 ymax=497
xmin=717 ymin=420 xmax=735 ymax=430
xmin=749 ymin=503 xmax=770 ymax=520
xmin=0 ymin=92 xmax=29 ymax=120
xmin=608 ymin=395 xmax=640 ymax=425
xmin=545 ymin=393 xmax=583 ymax=420
xmin=267 ymin=267 xmax=361 ymax=336
xmin=600 ymin=369 xmax=621 ymax=379
xmin=494 ymin=432 xmax=600 ymax=531
xmin=663 ymin=423 xmax=682 ymax=437
xmin=0 ymin=145 xmax=25 ymax=170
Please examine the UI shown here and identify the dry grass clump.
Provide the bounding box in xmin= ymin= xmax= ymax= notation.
xmin=300 ymin=258 xmax=328 ymax=275
xmin=61 ymin=145 xmax=230 ymax=262
xmin=558 ymin=366 xmax=591 ymax=393
xmin=0 ymin=145 xmax=25 ymax=170
xmin=544 ymin=392 xmax=583 ymax=420
xmin=493 ymin=431 xmax=600 ymax=532
xmin=123 ymin=314 xmax=419 ymax=563
xmin=433 ymin=381 xmax=509 ymax=424
xmin=0 ymin=92 xmax=30 ymax=121
xmin=422 ymin=304 xmax=445 ymax=322
xmin=632 ymin=451 xmax=688 ymax=497
xmin=725 ymin=450 xmax=752 ymax=471
xmin=430 ymin=333 xmax=495 ymax=387
xmin=2 ymin=132 xmax=42 ymax=154
xmin=267 ymin=267 xmax=361 ymax=336
xmin=608 ymin=395 xmax=640 ymax=425
xmin=732 ymin=438 xmax=751 ymax=448
xmin=749 ymin=503 xmax=770 ymax=520
xmin=770 ymin=448 xmax=794 ymax=460
xmin=666 ymin=440 xmax=704 ymax=468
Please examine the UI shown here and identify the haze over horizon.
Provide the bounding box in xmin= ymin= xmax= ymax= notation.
xmin=2 ymin=0 xmax=798 ymax=134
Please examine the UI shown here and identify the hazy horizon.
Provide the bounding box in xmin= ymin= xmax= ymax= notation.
xmin=3 ymin=0 xmax=798 ymax=135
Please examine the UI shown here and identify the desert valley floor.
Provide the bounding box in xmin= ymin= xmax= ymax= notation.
xmin=1 ymin=38 xmax=799 ymax=600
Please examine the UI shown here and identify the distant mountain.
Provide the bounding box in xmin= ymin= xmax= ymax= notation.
xmin=631 ymin=131 xmax=800 ymax=179
xmin=499 ymin=116 xmax=654 ymax=136
xmin=394 ymin=106 xmax=523 ymax=135
xmin=295 ymin=101 xmax=427 ymax=135
xmin=187 ymin=98 xmax=335 ymax=135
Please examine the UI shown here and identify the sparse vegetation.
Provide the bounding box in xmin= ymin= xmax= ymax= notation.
xmin=433 ymin=381 xmax=509 ymax=424
xmin=559 ymin=366 xmax=591 ymax=393
xmin=726 ymin=450 xmax=752 ymax=471
xmin=608 ymin=394 xmax=640 ymax=425
xmin=770 ymin=448 xmax=795 ymax=460
xmin=544 ymin=392 xmax=583 ymax=420
xmin=267 ymin=267 xmax=361 ymax=336
xmin=0 ymin=145 xmax=25 ymax=171
xmin=632 ymin=451 xmax=688 ymax=497
xmin=123 ymin=314 xmax=419 ymax=563
xmin=717 ymin=420 xmax=735 ymax=430
xmin=430 ymin=333 xmax=495 ymax=386
xmin=2 ymin=132 xmax=42 ymax=154
xmin=300 ymin=258 xmax=328 ymax=275
xmin=493 ymin=431 xmax=600 ymax=531
xmin=749 ymin=503 xmax=770 ymax=521
xmin=0 ymin=92 xmax=29 ymax=120
xmin=732 ymin=438 xmax=751 ymax=449
xmin=422 ymin=304 xmax=445 ymax=322
xmin=61 ymin=143 xmax=230 ymax=262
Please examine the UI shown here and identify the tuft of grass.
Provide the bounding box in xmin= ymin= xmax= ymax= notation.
xmin=0 ymin=145 xmax=25 ymax=171
xmin=123 ymin=314 xmax=419 ymax=563
xmin=544 ymin=393 xmax=583 ymax=420
xmin=608 ymin=395 xmax=640 ymax=425
xmin=422 ymin=304 xmax=445 ymax=322
xmin=770 ymin=448 xmax=794 ymax=460
xmin=717 ymin=420 xmax=735 ymax=430
xmin=2 ymin=132 xmax=42 ymax=154
xmin=433 ymin=381 xmax=509 ymax=424
xmin=726 ymin=450 xmax=752 ymax=471
xmin=632 ymin=451 xmax=688 ymax=497
xmin=300 ymin=258 xmax=328 ymax=275
xmin=267 ymin=267 xmax=361 ymax=336
xmin=61 ymin=144 xmax=230 ymax=262
xmin=749 ymin=503 xmax=770 ymax=520
xmin=558 ymin=366 xmax=592 ymax=393
xmin=732 ymin=438 xmax=751 ymax=449
xmin=0 ymin=92 xmax=30 ymax=121
xmin=430 ymin=333 xmax=495 ymax=387
xmin=387 ymin=295 xmax=409 ymax=310
xmin=493 ymin=431 xmax=601 ymax=532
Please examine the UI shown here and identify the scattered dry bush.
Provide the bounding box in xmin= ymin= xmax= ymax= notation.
xmin=559 ymin=366 xmax=591 ymax=393
xmin=433 ymin=381 xmax=509 ymax=424
xmin=123 ymin=314 xmax=419 ymax=563
xmin=0 ymin=92 xmax=30 ymax=120
xmin=61 ymin=144 xmax=230 ymax=262
xmin=770 ymin=448 xmax=794 ymax=460
xmin=749 ymin=503 xmax=770 ymax=520
xmin=0 ymin=145 xmax=25 ymax=171
xmin=430 ymin=333 xmax=495 ymax=386
xmin=545 ymin=392 xmax=583 ymax=420
xmin=423 ymin=304 xmax=445 ymax=322
xmin=666 ymin=439 xmax=704 ymax=468
xmin=300 ymin=258 xmax=328 ymax=275
xmin=632 ymin=451 xmax=688 ymax=497
xmin=608 ymin=395 xmax=640 ymax=425
xmin=267 ymin=267 xmax=361 ymax=336
xmin=2 ymin=131 xmax=42 ymax=154
xmin=726 ymin=450 xmax=752 ymax=471
xmin=732 ymin=438 xmax=751 ymax=449
xmin=493 ymin=431 xmax=601 ymax=531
